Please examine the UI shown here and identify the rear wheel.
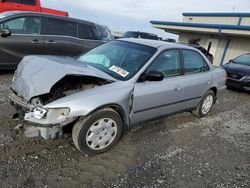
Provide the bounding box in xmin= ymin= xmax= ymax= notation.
xmin=72 ymin=108 xmax=123 ymax=156
xmin=192 ymin=90 xmax=215 ymax=118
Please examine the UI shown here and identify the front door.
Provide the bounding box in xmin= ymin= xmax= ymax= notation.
xmin=131 ymin=49 xmax=184 ymax=124
xmin=0 ymin=16 xmax=45 ymax=68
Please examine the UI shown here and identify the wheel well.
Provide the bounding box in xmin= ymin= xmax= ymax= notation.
xmin=210 ymin=87 xmax=217 ymax=96
xmin=92 ymin=104 xmax=128 ymax=135
xmin=88 ymin=104 xmax=127 ymax=126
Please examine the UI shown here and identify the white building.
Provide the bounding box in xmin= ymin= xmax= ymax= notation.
xmin=151 ymin=12 xmax=250 ymax=66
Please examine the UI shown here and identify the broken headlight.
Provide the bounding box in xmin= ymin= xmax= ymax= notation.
xmin=32 ymin=107 xmax=47 ymax=119
xmin=31 ymin=107 xmax=70 ymax=120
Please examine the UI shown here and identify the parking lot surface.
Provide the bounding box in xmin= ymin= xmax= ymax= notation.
xmin=0 ymin=72 xmax=249 ymax=188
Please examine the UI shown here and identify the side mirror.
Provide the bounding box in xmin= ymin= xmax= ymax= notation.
xmin=145 ymin=70 xmax=164 ymax=81
xmin=228 ymin=59 xmax=234 ymax=63
xmin=0 ymin=29 xmax=11 ymax=38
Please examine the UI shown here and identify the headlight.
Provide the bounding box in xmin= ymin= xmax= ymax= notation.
xmin=32 ymin=107 xmax=47 ymax=119
xmin=31 ymin=107 xmax=70 ymax=121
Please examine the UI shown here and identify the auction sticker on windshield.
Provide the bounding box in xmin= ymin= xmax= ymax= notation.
xmin=109 ymin=65 xmax=129 ymax=77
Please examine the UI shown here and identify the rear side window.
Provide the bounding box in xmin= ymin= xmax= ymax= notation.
xmin=78 ymin=23 xmax=98 ymax=40
xmin=0 ymin=16 xmax=41 ymax=34
xmin=183 ymin=50 xmax=209 ymax=74
xmin=44 ymin=18 xmax=77 ymax=37
xmin=19 ymin=0 xmax=36 ymax=5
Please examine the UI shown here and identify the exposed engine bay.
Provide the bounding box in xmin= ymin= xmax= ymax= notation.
xmin=32 ymin=75 xmax=111 ymax=106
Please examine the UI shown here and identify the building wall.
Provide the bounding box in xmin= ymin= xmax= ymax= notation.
xmin=224 ymin=37 xmax=250 ymax=63
xmin=183 ymin=16 xmax=239 ymax=25
xmin=178 ymin=33 xmax=250 ymax=66
xmin=240 ymin=17 xmax=250 ymax=26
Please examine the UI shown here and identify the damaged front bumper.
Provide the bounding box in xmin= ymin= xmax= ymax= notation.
xmin=9 ymin=90 xmax=77 ymax=139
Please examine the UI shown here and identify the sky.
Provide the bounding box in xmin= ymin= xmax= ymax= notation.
xmin=42 ymin=0 xmax=250 ymax=39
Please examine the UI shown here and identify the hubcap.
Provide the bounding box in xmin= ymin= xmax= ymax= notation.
xmin=201 ymin=95 xmax=214 ymax=114
xmin=86 ymin=118 xmax=117 ymax=150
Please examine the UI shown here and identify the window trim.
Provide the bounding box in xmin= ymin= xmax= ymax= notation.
xmin=181 ymin=49 xmax=210 ymax=75
xmin=144 ymin=48 xmax=183 ymax=79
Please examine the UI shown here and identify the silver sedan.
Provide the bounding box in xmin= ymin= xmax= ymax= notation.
xmin=10 ymin=38 xmax=227 ymax=155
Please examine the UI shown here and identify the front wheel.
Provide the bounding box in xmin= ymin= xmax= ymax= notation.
xmin=72 ymin=108 xmax=123 ymax=156
xmin=192 ymin=90 xmax=215 ymax=118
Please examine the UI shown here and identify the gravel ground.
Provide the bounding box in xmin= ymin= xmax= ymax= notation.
xmin=0 ymin=72 xmax=249 ymax=188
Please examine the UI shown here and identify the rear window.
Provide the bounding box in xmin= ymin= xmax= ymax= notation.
xmin=4 ymin=0 xmax=36 ymax=5
xmin=44 ymin=18 xmax=77 ymax=37
xmin=19 ymin=0 xmax=36 ymax=5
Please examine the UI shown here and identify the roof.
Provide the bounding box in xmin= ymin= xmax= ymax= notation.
xmin=183 ymin=12 xmax=250 ymax=17
xmin=118 ymin=38 xmax=191 ymax=49
xmin=0 ymin=11 xmax=96 ymax=26
xmin=150 ymin=21 xmax=250 ymax=31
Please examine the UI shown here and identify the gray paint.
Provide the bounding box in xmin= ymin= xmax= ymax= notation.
xmin=11 ymin=39 xmax=226 ymax=127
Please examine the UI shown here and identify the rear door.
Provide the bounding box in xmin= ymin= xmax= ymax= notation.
xmin=42 ymin=17 xmax=103 ymax=57
xmin=0 ymin=15 xmax=45 ymax=68
xmin=179 ymin=49 xmax=212 ymax=109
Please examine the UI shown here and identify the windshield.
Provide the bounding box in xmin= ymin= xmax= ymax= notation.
xmin=233 ymin=54 xmax=250 ymax=66
xmin=78 ymin=40 xmax=156 ymax=80
xmin=123 ymin=32 xmax=139 ymax=38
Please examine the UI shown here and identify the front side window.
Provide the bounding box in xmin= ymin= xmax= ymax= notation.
xmin=77 ymin=41 xmax=156 ymax=80
xmin=45 ymin=18 xmax=77 ymax=37
xmin=147 ymin=50 xmax=181 ymax=78
xmin=0 ymin=16 xmax=40 ymax=34
xmin=183 ymin=50 xmax=209 ymax=74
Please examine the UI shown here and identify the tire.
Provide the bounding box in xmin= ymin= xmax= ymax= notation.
xmin=192 ymin=90 xmax=215 ymax=118
xmin=72 ymin=107 xmax=123 ymax=156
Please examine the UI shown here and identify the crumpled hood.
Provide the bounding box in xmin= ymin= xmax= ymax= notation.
xmin=12 ymin=55 xmax=116 ymax=101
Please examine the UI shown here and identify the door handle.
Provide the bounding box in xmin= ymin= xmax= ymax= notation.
xmin=174 ymin=86 xmax=181 ymax=91
xmin=31 ymin=39 xmax=42 ymax=44
xmin=45 ymin=40 xmax=56 ymax=44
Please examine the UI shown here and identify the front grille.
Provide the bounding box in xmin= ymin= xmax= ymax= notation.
xmin=227 ymin=72 xmax=243 ymax=80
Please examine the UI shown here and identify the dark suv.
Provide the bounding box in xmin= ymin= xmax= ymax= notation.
xmin=123 ymin=31 xmax=159 ymax=40
xmin=0 ymin=11 xmax=113 ymax=69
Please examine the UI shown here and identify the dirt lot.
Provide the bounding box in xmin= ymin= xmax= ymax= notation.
xmin=0 ymin=72 xmax=249 ymax=188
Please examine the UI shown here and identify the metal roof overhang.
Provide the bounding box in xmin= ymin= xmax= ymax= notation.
xmin=150 ymin=21 xmax=250 ymax=37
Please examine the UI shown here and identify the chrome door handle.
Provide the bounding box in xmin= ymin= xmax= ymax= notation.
xmin=45 ymin=40 xmax=56 ymax=44
xmin=31 ymin=39 xmax=42 ymax=44
xmin=174 ymin=86 xmax=181 ymax=91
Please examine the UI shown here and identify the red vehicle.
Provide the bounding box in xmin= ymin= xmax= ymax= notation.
xmin=0 ymin=0 xmax=68 ymax=16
